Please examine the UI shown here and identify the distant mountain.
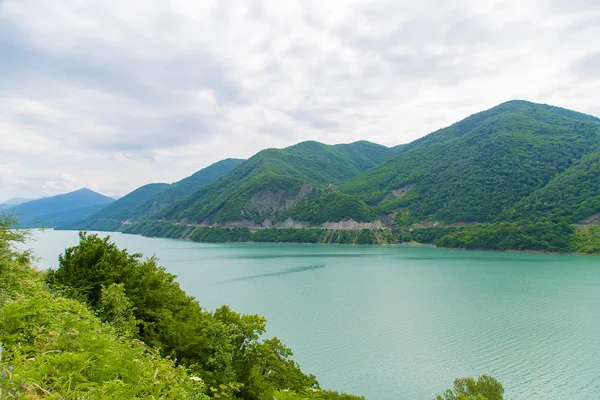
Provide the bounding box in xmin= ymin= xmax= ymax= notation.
xmin=58 ymin=159 xmax=244 ymax=231
xmin=29 ymin=203 xmax=114 ymax=228
xmin=57 ymin=183 xmax=169 ymax=231
xmin=159 ymin=141 xmax=389 ymax=225
xmin=13 ymin=188 xmax=115 ymax=228
xmin=0 ymin=197 xmax=35 ymax=207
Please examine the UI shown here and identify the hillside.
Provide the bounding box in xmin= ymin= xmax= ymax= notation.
xmin=501 ymin=147 xmax=600 ymax=224
xmin=12 ymin=188 xmax=115 ymax=228
xmin=343 ymin=100 xmax=600 ymax=224
xmin=129 ymin=158 xmax=245 ymax=219
xmin=159 ymin=141 xmax=387 ymax=226
xmin=57 ymin=183 xmax=169 ymax=231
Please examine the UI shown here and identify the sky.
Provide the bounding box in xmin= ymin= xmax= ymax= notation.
xmin=1 ymin=0 xmax=599 ymax=200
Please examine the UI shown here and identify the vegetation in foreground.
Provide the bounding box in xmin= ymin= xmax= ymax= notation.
xmin=0 ymin=214 xmax=361 ymax=399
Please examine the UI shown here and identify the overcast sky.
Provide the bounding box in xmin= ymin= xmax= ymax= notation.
xmin=1 ymin=0 xmax=599 ymax=200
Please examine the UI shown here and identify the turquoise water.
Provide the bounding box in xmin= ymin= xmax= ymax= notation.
xmin=22 ymin=230 xmax=600 ymax=399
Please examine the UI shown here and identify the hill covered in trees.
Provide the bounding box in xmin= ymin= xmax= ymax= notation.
xmin=342 ymin=100 xmax=600 ymax=223
xmin=158 ymin=141 xmax=390 ymax=226
xmin=43 ymin=101 xmax=600 ymax=253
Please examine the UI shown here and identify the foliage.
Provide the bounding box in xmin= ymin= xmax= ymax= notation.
xmin=502 ymin=148 xmax=600 ymax=224
xmin=0 ymin=214 xmax=209 ymax=399
xmin=412 ymin=222 xmax=576 ymax=252
xmin=434 ymin=374 xmax=504 ymax=400
xmin=46 ymin=233 xmax=324 ymax=398
xmin=574 ymin=225 xmax=600 ymax=253
xmin=280 ymin=189 xmax=377 ymax=224
xmin=97 ymin=283 xmax=138 ymax=336
xmin=272 ymin=388 xmax=364 ymax=399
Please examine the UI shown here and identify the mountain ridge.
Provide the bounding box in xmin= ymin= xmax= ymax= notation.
xmin=40 ymin=100 xmax=600 ymax=253
xmin=11 ymin=188 xmax=115 ymax=228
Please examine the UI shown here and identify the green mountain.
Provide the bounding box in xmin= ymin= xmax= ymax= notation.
xmin=57 ymin=183 xmax=169 ymax=231
xmin=342 ymin=100 xmax=600 ymax=224
xmin=502 ymin=147 xmax=600 ymax=224
xmin=50 ymin=101 xmax=600 ymax=253
xmin=129 ymin=158 xmax=245 ymax=220
xmin=12 ymin=188 xmax=115 ymax=228
xmin=159 ymin=141 xmax=389 ymax=225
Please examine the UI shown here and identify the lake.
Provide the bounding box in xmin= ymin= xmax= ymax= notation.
xmin=21 ymin=229 xmax=600 ymax=400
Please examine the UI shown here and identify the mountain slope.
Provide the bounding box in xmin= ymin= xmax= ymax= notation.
xmin=13 ymin=188 xmax=115 ymax=228
xmin=343 ymin=100 xmax=600 ymax=224
xmin=160 ymin=141 xmax=388 ymax=225
xmin=333 ymin=140 xmax=395 ymax=170
xmin=57 ymin=183 xmax=169 ymax=231
xmin=502 ymin=147 xmax=600 ymax=224
xmin=129 ymin=158 xmax=245 ymax=220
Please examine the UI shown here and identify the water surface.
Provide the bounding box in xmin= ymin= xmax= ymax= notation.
xmin=22 ymin=230 xmax=600 ymax=400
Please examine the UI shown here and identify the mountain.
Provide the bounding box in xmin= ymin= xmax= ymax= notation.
xmin=28 ymin=203 xmax=114 ymax=228
xmin=50 ymin=101 xmax=600 ymax=252
xmin=159 ymin=141 xmax=389 ymax=226
xmin=12 ymin=188 xmax=115 ymax=228
xmin=342 ymin=100 xmax=600 ymax=224
xmin=0 ymin=197 xmax=35 ymax=207
xmin=502 ymin=147 xmax=600 ymax=224
xmin=58 ymin=158 xmax=244 ymax=231
xmin=57 ymin=183 xmax=169 ymax=231
xmin=128 ymin=158 xmax=245 ymax=220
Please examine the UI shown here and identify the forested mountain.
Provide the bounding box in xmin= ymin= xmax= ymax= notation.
xmin=58 ymin=183 xmax=169 ymax=231
xmin=502 ymin=147 xmax=600 ymax=224
xmin=41 ymin=100 xmax=600 ymax=253
xmin=11 ymin=188 xmax=115 ymax=228
xmin=59 ymin=158 xmax=244 ymax=231
xmin=342 ymin=100 xmax=600 ymax=223
xmin=129 ymin=158 xmax=245 ymax=219
xmin=159 ymin=141 xmax=387 ymax=225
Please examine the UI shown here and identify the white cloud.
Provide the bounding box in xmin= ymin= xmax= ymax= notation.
xmin=1 ymin=0 xmax=599 ymax=199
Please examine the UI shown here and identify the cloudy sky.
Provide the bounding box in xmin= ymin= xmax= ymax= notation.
xmin=1 ymin=0 xmax=599 ymax=200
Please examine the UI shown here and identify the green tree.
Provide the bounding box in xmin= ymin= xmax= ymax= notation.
xmin=435 ymin=375 xmax=504 ymax=400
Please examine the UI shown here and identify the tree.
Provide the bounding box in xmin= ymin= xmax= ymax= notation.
xmin=435 ymin=375 xmax=504 ymax=400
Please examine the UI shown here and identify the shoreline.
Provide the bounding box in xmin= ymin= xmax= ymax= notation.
xmin=47 ymin=228 xmax=599 ymax=256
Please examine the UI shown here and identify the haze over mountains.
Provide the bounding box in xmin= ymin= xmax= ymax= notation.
xmin=8 ymin=188 xmax=116 ymax=228
xmin=10 ymin=100 xmax=600 ymax=252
